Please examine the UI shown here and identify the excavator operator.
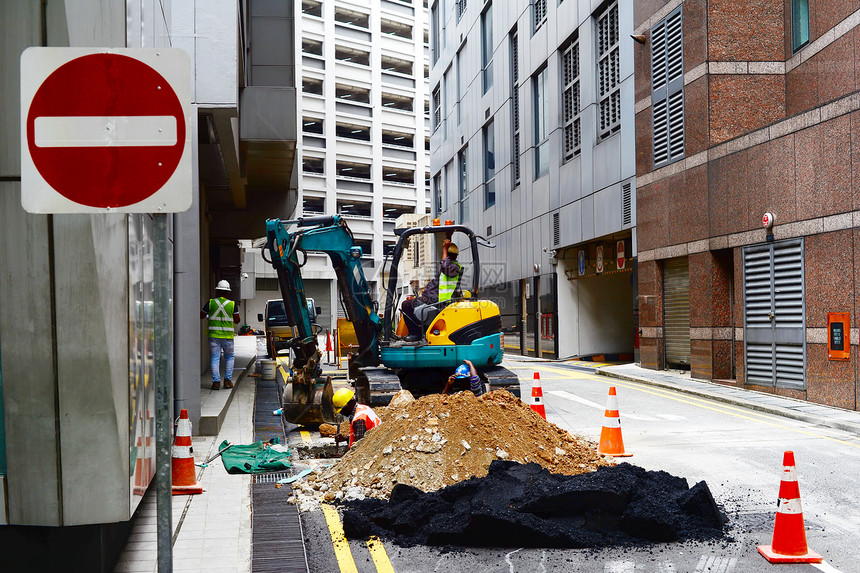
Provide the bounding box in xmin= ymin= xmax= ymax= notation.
xmin=400 ymin=238 xmax=463 ymax=340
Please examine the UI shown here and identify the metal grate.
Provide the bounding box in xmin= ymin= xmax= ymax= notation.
xmin=510 ymin=30 xmax=521 ymax=187
xmin=533 ymin=0 xmax=547 ymax=32
xmin=652 ymin=7 xmax=685 ymax=166
xmin=743 ymin=239 xmax=806 ymax=389
xmin=250 ymin=377 xmax=309 ymax=573
xmin=622 ymin=182 xmax=632 ymax=226
xmin=552 ymin=213 xmax=560 ymax=246
xmin=562 ymin=38 xmax=581 ymax=161
xmin=597 ymin=1 xmax=621 ymax=140
xmin=663 ymin=257 xmax=691 ymax=367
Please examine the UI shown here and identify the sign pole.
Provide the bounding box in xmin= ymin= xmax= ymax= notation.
xmin=153 ymin=213 xmax=173 ymax=572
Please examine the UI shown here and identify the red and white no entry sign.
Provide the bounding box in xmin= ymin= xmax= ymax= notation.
xmin=21 ymin=48 xmax=192 ymax=213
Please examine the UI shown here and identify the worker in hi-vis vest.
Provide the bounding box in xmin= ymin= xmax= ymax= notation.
xmin=400 ymin=238 xmax=463 ymax=340
xmin=201 ymin=280 xmax=241 ymax=390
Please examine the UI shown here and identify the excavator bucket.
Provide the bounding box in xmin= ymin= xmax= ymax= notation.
xmin=280 ymin=351 xmax=337 ymax=425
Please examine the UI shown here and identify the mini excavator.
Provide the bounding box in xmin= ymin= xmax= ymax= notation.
xmin=263 ymin=215 xmax=520 ymax=425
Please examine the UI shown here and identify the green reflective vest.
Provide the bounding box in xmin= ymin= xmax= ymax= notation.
xmin=208 ymin=297 xmax=236 ymax=339
xmin=438 ymin=262 xmax=463 ymax=302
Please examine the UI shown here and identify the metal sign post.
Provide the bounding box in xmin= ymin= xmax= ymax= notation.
xmin=153 ymin=213 xmax=173 ymax=572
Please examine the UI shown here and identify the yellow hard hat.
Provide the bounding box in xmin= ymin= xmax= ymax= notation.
xmin=447 ymin=243 xmax=458 ymax=255
xmin=332 ymin=388 xmax=355 ymax=412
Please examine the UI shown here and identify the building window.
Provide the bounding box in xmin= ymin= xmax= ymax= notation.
xmin=383 ymin=167 xmax=415 ymax=185
xmin=303 ymin=76 xmax=323 ymax=95
xmin=382 ymin=92 xmax=413 ymax=112
xmin=335 ymin=45 xmax=370 ymax=66
xmin=382 ymin=130 xmax=414 ymax=148
xmin=383 ymin=203 xmax=414 ymax=220
xmin=483 ymin=120 xmax=495 ymax=208
xmin=533 ymin=0 xmax=547 ymax=33
xmin=336 ymin=83 xmax=370 ymax=104
xmin=335 ymin=122 xmax=371 ymax=142
xmin=303 ymin=156 xmax=324 ymax=174
xmin=434 ymin=172 xmax=442 ymax=215
xmin=651 ymin=7 xmax=684 ymax=167
xmin=458 ymin=148 xmax=468 ymax=223
xmin=302 ymin=38 xmax=323 ymax=56
xmin=597 ymin=1 xmax=621 ymax=141
xmin=791 ymin=0 xmax=809 ymax=52
xmin=334 ymin=6 xmax=369 ymax=29
xmin=338 ymin=200 xmax=372 ymax=218
xmin=456 ymin=48 xmax=463 ymax=124
xmin=337 ymin=161 xmax=371 ymax=180
xmin=431 ymin=1 xmax=441 ymax=63
xmin=303 ymin=195 xmax=325 ymax=214
xmin=302 ymin=0 xmax=322 ymax=18
xmin=303 ymin=117 xmax=324 ymax=134
xmin=533 ymin=65 xmax=549 ymax=179
xmin=561 ymin=37 xmax=581 ymax=161
xmin=444 ymin=66 xmax=453 ymax=139
xmin=510 ymin=29 xmax=521 ymax=187
xmin=432 ymin=84 xmax=442 ymax=132
xmin=456 ymin=0 xmax=467 ymax=22
xmin=381 ymin=54 xmax=413 ymax=75
xmin=481 ymin=5 xmax=493 ymax=94
xmin=381 ymin=18 xmax=412 ymax=40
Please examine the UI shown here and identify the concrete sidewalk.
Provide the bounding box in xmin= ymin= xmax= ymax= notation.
xmin=593 ymin=363 xmax=860 ymax=437
xmin=113 ymin=336 xmax=258 ymax=572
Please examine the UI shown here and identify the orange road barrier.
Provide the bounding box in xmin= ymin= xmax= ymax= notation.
xmin=530 ymin=372 xmax=546 ymax=419
xmin=757 ymin=451 xmax=823 ymax=564
xmin=597 ymin=386 xmax=632 ymax=457
xmin=171 ymin=409 xmax=204 ymax=495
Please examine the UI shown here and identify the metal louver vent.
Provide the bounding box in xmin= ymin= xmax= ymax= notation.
xmin=663 ymin=257 xmax=690 ymax=367
xmin=743 ymin=239 xmax=805 ymax=389
xmin=622 ymin=182 xmax=632 ymax=225
xmin=552 ymin=213 xmax=560 ymax=246
xmin=651 ymin=7 xmax=684 ymax=167
xmin=597 ymin=2 xmax=621 ymax=140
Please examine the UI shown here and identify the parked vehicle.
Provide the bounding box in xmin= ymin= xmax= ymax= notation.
xmin=258 ymin=298 xmax=320 ymax=358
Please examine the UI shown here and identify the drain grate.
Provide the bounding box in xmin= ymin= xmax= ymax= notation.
xmin=251 ymin=376 xmax=309 ymax=572
xmin=253 ymin=471 xmax=291 ymax=484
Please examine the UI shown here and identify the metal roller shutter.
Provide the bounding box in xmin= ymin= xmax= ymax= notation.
xmin=743 ymin=239 xmax=806 ymax=389
xmin=663 ymin=257 xmax=690 ymax=367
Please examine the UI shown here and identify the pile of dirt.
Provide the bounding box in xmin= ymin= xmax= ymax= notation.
xmin=314 ymin=390 xmax=610 ymax=501
xmin=342 ymin=460 xmax=726 ymax=548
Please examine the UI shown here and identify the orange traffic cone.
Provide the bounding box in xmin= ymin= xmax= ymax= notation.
xmin=597 ymin=387 xmax=632 ymax=457
xmin=757 ymin=451 xmax=822 ymax=563
xmin=530 ymin=372 xmax=547 ymax=419
xmin=172 ymin=409 xmax=203 ymax=495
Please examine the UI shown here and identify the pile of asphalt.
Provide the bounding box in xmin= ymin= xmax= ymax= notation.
xmin=341 ymin=460 xmax=726 ymax=548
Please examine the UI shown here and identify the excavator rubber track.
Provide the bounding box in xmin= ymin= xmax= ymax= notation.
xmin=355 ymin=367 xmax=403 ymax=407
xmin=480 ymin=365 xmax=522 ymax=397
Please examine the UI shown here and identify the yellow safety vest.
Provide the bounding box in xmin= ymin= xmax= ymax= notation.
xmin=208 ymin=297 xmax=235 ymax=339
xmin=438 ymin=262 xmax=463 ymax=302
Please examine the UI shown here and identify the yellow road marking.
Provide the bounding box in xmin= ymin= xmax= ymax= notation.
xmin=366 ymin=536 xmax=396 ymax=573
xmin=322 ymin=504 xmax=359 ymax=573
xmin=300 ymin=430 xmax=311 ymax=443
xmin=519 ymin=365 xmax=860 ymax=449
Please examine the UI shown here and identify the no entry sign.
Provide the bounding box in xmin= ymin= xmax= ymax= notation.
xmin=21 ymin=48 xmax=192 ymax=213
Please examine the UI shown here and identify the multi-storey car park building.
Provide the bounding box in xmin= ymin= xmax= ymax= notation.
xmin=246 ymin=0 xmax=431 ymax=333
xmin=636 ymin=0 xmax=860 ymax=412
xmin=430 ymin=0 xmax=638 ymax=359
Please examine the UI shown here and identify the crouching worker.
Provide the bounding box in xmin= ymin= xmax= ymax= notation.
xmin=332 ymin=388 xmax=381 ymax=448
xmin=442 ymin=359 xmax=484 ymax=397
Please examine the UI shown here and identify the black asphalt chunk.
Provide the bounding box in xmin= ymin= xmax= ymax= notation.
xmin=341 ymin=461 xmax=726 ymax=548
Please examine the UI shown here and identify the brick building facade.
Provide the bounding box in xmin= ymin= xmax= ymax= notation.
xmin=635 ymin=0 xmax=860 ymax=411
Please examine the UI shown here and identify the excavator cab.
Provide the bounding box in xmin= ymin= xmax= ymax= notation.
xmin=378 ymin=223 xmax=516 ymax=395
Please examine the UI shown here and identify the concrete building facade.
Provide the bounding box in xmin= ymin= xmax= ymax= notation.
xmin=0 ymin=1 xmax=297 ymax=567
xmin=245 ymin=0 xmax=431 ymax=336
xmin=430 ymin=0 xmax=638 ymax=359
xmin=635 ymin=0 xmax=860 ymax=411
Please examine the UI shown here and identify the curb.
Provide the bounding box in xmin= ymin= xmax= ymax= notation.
xmin=594 ymin=368 xmax=860 ymax=438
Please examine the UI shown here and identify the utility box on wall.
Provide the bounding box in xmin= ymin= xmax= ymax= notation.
xmin=827 ymin=312 xmax=850 ymax=361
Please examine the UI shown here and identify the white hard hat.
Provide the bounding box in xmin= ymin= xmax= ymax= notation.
xmin=216 ymin=280 xmax=231 ymax=292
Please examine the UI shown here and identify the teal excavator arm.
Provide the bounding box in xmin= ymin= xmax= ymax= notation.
xmin=265 ymin=215 xmax=381 ymax=370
